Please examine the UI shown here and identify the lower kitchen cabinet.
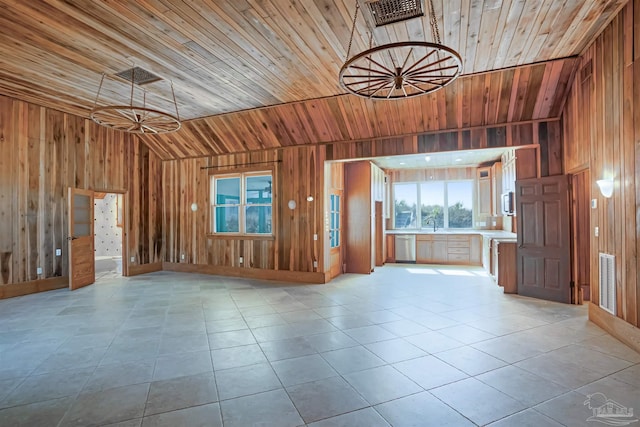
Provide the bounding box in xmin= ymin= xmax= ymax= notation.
xmin=495 ymin=241 xmax=517 ymax=293
xmin=415 ymin=234 xmax=481 ymax=265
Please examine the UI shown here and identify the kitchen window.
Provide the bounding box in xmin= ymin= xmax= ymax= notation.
xmin=211 ymin=172 xmax=272 ymax=234
xmin=394 ymin=180 xmax=473 ymax=229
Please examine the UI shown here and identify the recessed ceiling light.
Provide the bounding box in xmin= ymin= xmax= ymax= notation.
xmin=424 ymin=156 xmax=431 ymax=162
xmin=400 ymin=162 xmax=406 ymax=165
xmin=455 ymin=158 xmax=462 ymax=162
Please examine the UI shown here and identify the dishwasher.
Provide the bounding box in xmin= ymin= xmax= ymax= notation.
xmin=395 ymin=234 xmax=416 ymax=263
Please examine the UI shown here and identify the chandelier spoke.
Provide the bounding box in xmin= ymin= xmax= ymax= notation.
xmin=364 ymin=56 xmax=397 ymax=77
xmin=404 ymin=80 xmax=428 ymax=94
xmin=402 ymin=49 xmax=439 ymax=76
xmin=346 ymin=65 xmax=394 ymax=77
xmin=406 ymin=77 xmax=445 ymax=87
xmin=368 ymin=82 xmax=393 ymax=97
xmin=404 ymin=55 xmax=455 ymax=77
xmin=355 ymin=79 xmax=394 ymax=96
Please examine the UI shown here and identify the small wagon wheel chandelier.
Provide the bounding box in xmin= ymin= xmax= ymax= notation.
xmin=90 ymin=69 xmax=181 ymax=134
xmin=338 ymin=0 xmax=462 ymax=100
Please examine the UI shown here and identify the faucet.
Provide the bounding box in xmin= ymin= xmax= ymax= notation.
xmin=425 ymin=216 xmax=438 ymax=232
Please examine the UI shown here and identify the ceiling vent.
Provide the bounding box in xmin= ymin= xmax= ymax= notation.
xmin=114 ymin=67 xmax=161 ymax=85
xmin=365 ymin=0 xmax=424 ymax=27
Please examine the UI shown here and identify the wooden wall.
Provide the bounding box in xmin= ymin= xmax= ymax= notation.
xmin=161 ymin=146 xmax=325 ymax=277
xmin=0 ymin=94 xmax=163 ymax=289
xmin=562 ymin=0 xmax=640 ymax=328
xmin=160 ymin=119 xmax=561 ymax=279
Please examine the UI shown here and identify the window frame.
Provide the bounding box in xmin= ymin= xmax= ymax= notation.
xmin=210 ymin=170 xmax=273 ymax=236
xmin=393 ymin=179 xmax=474 ymax=230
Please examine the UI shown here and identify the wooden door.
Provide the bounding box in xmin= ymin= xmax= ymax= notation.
xmin=68 ymin=188 xmax=95 ymax=290
xmin=329 ymin=191 xmax=343 ymax=279
xmin=571 ymin=170 xmax=590 ymax=303
xmin=344 ymin=161 xmax=372 ymax=274
xmin=516 ymin=175 xmax=571 ymax=303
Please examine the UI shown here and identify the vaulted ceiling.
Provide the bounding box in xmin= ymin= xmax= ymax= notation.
xmin=0 ymin=0 xmax=628 ymax=159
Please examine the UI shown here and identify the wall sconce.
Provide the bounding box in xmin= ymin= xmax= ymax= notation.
xmin=596 ymin=179 xmax=614 ymax=198
xmin=287 ymin=199 xmax=297 ymax=210
xmin=190 ymin=203 xmax=198 ymax=212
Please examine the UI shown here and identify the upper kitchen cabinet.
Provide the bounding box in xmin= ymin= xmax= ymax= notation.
xmin=477 ymin=167 xmax=492 ymax=217
xmin=476 ymin=162 xmax=502 ymax=218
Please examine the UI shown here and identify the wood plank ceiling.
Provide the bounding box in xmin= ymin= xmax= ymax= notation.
xmin=0 ymin=0 xmax=627 ymax=158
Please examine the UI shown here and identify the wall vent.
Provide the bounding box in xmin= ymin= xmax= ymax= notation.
xmin=599 ymin=253 xmax=616 ymax=315
xmin=114 ymin=67 xmax=161 ymax=85
xmin=365 ymin=0 xmax=424 ymax=27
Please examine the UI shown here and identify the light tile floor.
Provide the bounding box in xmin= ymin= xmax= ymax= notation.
xmin=0 ymin=264 xmax=639 ymax=426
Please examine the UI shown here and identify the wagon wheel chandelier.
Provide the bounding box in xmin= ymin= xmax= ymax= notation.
xmin=90 ymin=70 xmax=181 ymax=134
xmin=338 ymin=0 xmax=462 ymax=99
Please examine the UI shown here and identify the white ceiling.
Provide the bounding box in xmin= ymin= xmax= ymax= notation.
xmin=370 ymin=147 xmax=509 ymax=170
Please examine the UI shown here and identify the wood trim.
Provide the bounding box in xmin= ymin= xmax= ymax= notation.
xmin=589 ymin=302 xmax=640 ymax=355
xmin=163 ymin=262 xmax=327 ymax=284
xmin=127 ymin=262 xmax=163 ymax=276
xmin=206 ymin=234 xmax=275 ymax=241
xmin=0 ymin=276 xmax=67 ymax=299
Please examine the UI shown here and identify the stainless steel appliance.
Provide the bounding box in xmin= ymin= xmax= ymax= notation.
xmin=395 ymin=234 xmax=416 ymax=263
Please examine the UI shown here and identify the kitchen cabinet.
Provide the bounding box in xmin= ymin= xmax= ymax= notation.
xmin=386 ymin=234 xmax=395 ymax=263
xmin=491 ymin=162 xmax=502 ymax=215
xmin=413 ymin=234 xmax=480 ymax=265
xmin=493 ymin=240 xmax=517 ymax=293
xmin=482 ymin=235 xmax=492 ymax=273
xmin=477 ymin=167 xmax=492 ymax=217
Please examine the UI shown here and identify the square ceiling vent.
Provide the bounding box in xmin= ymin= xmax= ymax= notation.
xmin=365 ymin=0 xmax=424 ymax=27
xmin=114 ymin=67 xmax=161 ymax=85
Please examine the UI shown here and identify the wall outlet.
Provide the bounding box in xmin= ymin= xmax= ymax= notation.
xmin=313 ymin=234 xmax=318 ymax=241
xmin=492 ymin=221 xmax=497 ymax=226
xmin=313 ymin=260 xmax=318 ymax=268
xmin=591 ymin=199 xmax=598 ymax=209
xmin=239 ymin=256 xmax=243 ymax=264
xmin=130 ymin=256 xmax=135 ymax=263
xmin=595 ymin=226 xmax=599 ymax=237
xmin=36 ymin=267 xmax=42 ymax=274
xmin=181 ymin=253 xmax=185 ymax=260
xmin=55 ymin=248 xmax=61 ymax=256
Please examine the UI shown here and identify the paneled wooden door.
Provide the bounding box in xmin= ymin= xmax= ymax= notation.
xmin=68 ymin=187 xmax=95 ymax=290
xmin=516 ymin=175 xmax=571 ymax=303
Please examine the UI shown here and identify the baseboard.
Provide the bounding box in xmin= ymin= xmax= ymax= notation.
xmin=589 ymin=303 xmax=640 ymax=354
xmin=162 ymin=262 xmax=327 ymax=284
xmin=127 ymin=262 xmax=163 ymax=276
xmin=0 ymin=276 xmax=68 ymax=299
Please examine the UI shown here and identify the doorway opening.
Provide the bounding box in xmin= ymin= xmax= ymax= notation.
xmin=93 ymin=192 xmax=124 ymax=281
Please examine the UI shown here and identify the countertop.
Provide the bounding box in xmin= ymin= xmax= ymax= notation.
xmin=386 ymin=229 xmax=517 ymax=240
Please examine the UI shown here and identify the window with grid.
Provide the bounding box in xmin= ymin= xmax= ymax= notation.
xmin=211 ymin=172 xmax=272 ymax=235
xmin=394 ymin=180 xmax=473 ymax=229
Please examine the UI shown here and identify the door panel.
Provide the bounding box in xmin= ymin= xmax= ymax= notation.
xmin=68 ymin=188 xmax=95 ymax=290
xmin=516 ymin=175 xmax=571 ymax=303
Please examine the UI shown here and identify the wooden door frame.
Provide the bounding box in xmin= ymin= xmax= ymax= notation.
xmin=93 ymin=188 xmax=129 ymax=277
xmin=329 ymin=190 xmax=344 ymax=279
